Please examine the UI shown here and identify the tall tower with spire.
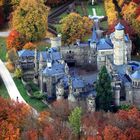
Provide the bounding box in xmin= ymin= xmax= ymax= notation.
xmin=111 ymin=23 xmax=128 ymax=65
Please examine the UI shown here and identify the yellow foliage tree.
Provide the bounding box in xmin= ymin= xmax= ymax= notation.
xmin=11 ymin=0 xmax=49 ymax=42
xmin=59 ymin=13 xmax=93 ymax=45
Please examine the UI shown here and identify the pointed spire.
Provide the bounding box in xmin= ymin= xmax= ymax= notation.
xmin=115 ymin=22 xmax=125 ymax=30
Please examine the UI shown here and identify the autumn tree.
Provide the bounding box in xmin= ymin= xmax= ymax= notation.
xmin=11 ymin=0 xmax=49 ymax=42
xmin=0 ymin=97 xmax=30 ymax=140
xmin=7 ymin=30 xmax=25 ymax=50
xmin=59 ymin=12 xmax=93 ymax=44
xmin=95 ymin=66 xmax=113 ymax=111
xmin=23 ymin=42 xmax=36 ymax=50
xmin=69 ymin=107 xmax=82 ymax=137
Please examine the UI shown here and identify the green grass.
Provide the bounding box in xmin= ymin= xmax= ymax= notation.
xmin=87 ymin=3 xmax=108 ymax=29
xmin=87 ymin=3 xmax=106 ymax=16
xmin=14 ymin=77 xmax=48 ymax=112
xmin=76 ymin=5 xmax=83 ymax=16
xmin=0 ymin=37 xmax=7 ymax=61
xmin=0 ymin=79 xmax=10 ymax=99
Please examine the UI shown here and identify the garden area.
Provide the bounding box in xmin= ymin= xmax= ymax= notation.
xmin=14 ymin=78 xmax=47 ymax=112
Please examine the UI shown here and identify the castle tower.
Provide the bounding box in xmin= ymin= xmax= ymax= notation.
xmin=114 ymin=84 xmax=121 ymax=106
xmin=87 ymin=95 xmax=96 ymax=112
xmin=65 ymin=63 xmax=69 ymax=75
xmin=112 ymin=23 xmax=127 ymax=65
xmin=39 ymin=53 xmax=44 ymax=70
xmin=50 ymin=34 xmax=61 ymax=50
xmin=56 ymin=80 xmax=64 ymax=100
xmin=34 ymin=49 xmax=38 ymax=73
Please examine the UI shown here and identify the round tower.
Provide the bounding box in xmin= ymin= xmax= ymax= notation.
xmin=39 ymin=53 xmax=44 ymax=70
xmin=34 ymin=49 xmax=38 ymax=73
xmin=114 ymin=22 xmax=125 ymax=39
xmin=112 ymin=23 xmax=127 ymax=65
xmin=56 ymin=80 xmax=64 ymax=100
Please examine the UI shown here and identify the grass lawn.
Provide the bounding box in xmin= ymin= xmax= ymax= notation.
xmin=0 ymin=79 xmax=10 ymax=99
xmin=87 ymin=3 xmax=108 ymax=30
xmin=14 ymin=77 xmax=48 ymax=112
xmin=0 ymin=37 xmax=7 ymax=61
xmin=87 ymin=3 xmax=106 ymax=16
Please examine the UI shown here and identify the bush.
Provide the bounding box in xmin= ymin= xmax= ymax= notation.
xmin=6 ymin=62 xmax=15 ymax=73
xmin=28 ymin=82 xmax=39 ymax=92
xmin=32 ymin=91 xmax=45 ymax=99
xmin=15 ymin=68 xmax=22 ymax=78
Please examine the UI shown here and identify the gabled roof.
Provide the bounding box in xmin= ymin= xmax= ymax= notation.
xmin=72 ymin=77 xmax=85 ymax=89
xmin=43 ymin=62 xmax=65 ymax=76
xmin=97 ymin=38 xmax=113 ymax=50
xmin=115 ymin=22 xmax=125 ymax=30
xmin=18 ymin=49 xmax=34 ymax=57
xmin=131 ymin=70 xmax=140 ymax=80
xmin=91 ymin=28 xmax=98 ymax=43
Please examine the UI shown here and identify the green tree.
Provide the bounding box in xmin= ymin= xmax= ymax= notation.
xmin=68 ymin=107 xmax=82 ymax=136
xmin=15 ymin=67 xmax=22 ymax=78
xmin=95 ymin=66 xmax=113 ymax=111
xmin=59 ymin=12 xmax=93 ymax=44
xmin=11 ymin=0 xmax=49 ymax=42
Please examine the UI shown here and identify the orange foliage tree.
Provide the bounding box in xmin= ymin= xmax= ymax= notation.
xmin=23 ymin=42 xmax=36 ymax=50
xmin=0 ymin=97 xmax=30 ymax=140
xmin=6 ymin=30 xmax=25 ymax=50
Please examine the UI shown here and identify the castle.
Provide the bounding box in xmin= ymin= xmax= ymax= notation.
xmin=17 ymin=22 xmax=140 ymax=110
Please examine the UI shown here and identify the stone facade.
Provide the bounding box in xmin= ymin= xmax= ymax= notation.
xmin=17 ymin=22 xmax=140 ymax=110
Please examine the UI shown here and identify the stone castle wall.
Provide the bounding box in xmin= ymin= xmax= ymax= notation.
xmin=60 ymin=45 xmax=97 ymax=67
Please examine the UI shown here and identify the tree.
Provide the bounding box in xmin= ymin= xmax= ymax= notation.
xmin=95 ymin=66 xmax=113 ymax=111
xmin=68 ymin=107 xmax=82 ymax=136
xmin=15 ymin=67 xmax=22 ymax=78
xmin=11 ymin=0 xmax=49 ymax=42
xmin=7 ymin=30 xmax=25 ymax=50
xmin=59 ymin=12 xmax=93 ymax=44
xmin=6 ymin=47 xmax=18 ymax=63
xmin=0 ymin=97 xmax=30 ymax=140
xmin=23 ymin=42 xmax=36 ymax=50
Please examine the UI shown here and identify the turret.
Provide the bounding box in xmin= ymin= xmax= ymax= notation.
xmin=114 ymin=22 xmax=125 ymax=39
xmin=34 ymin=48 xmax=38 ymax=73
xmin=56 ymin=80 xmax=64 ymax=100
xmin=87 ymin=94 xmax=96 ymax=112
xmin=112 ymin=23 xmax=127 ymax=65
xmin=39 ymin=53 xmax=44 ymax=70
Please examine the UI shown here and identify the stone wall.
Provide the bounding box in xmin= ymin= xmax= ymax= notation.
xmin=60 ymin=45 xmax=97 ymax=67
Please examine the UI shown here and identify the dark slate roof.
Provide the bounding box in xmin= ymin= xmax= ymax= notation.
xmin=97 ymin=38 xmax=113 ymax=50
xmin=40 ymin=52 xmax=47 ymax=60
xmin=115 ymin=22 xmax=125 ymax=30
xmin=51 ymin=52 xmax=61 ymax=61
xmin=91 ymin=28 xmax=98 ymax=43
xmin=124 ymin=35 xmax=129 ymax=42
xmin=43 ymin=62 xmax=65 ymax=76
xmin=18 ymin=49 xmax=34 ymax=57
xmin=71 ymin=77 xmax=85 ymax=89
xmin=131 ymin=70 xmax=140 ymax=80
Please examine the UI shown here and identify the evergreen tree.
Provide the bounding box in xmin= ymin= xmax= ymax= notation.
xmin=95 ymin=66 xmax=113 ymax=111
xmin=68 ymin=107 xmax=82 ymax=136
